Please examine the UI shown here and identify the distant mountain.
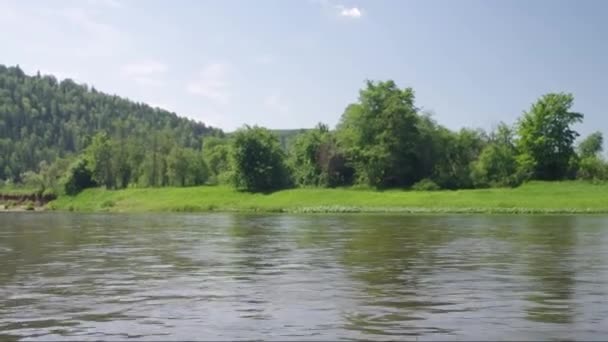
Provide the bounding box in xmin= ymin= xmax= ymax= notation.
xmin=0 ymin=64 xmax=222 ymax=181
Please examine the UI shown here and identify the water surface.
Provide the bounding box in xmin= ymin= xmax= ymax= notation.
xmin=1 ymin=213 xmax=608 ymax=341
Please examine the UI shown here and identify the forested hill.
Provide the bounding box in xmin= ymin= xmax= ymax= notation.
xmin=0 ymin=64 xmax=223 ymax=181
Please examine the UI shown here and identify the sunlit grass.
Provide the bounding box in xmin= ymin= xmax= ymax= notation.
xmin=49 ymin=181 xmax=608 ymax=214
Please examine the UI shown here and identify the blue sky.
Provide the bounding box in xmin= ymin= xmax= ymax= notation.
xmin=1 ymin=0 xmax=607 ymax=139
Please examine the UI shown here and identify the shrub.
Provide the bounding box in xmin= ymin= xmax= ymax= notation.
xmin=577 ymin=156 xmax=607 ymax=181
xmin=63 ymin=158 xmax=96 ymax=195
xmin=100 ymin=200 xmax=115 ymax=208
xmin=231 ymin=126 xmax=292 ymax=192
xmin=411 ymin=178 xmax=440 ymax=191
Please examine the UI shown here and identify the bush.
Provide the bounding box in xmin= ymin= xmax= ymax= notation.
xmin=411 ymin=178 xmax=440 ymax=191
xmin=577 ymin=156 xmax=607 ymax=181
xmin=42 ymin=188 xmax=57 ymax=198
xmin=63 ymin=158 xmax=96 ymax=195
xmin=100 ymin=200 xmax=115 ymax=208
xmin=231 ymin=126 xmax=292 ymax=192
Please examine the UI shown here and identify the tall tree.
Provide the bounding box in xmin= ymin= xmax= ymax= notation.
xmin=85 ymin=132 xmax=115 ymax=189
xmin=517 ymin=93 xmax=583 ymax=180
xmin=336 ymin=80 xmax=421 ymax=188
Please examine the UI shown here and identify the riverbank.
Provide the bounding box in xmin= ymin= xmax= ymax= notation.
xmin=47 ymin=181 xmax=608 ymax=214
xmin=0 ymin=188 xmax=55 ymax=212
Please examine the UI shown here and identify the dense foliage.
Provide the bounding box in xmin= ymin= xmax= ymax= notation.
xmin=0 ymin=65 xmax=221 ymax=183
xmin=231 ymin=126 xmax=291 ymax=192
xmin=2 ymin=65 xmax=605 ymax=195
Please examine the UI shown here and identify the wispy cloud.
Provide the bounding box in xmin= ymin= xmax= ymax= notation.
xmin=49 ymin=7 xmax=128 ymax=57
xmin=264 ymin=92 xmax=289 ymax=114
xmin=121 ymin=60 xmax=167 ymax=87
xmin=311 ymin=0 xmax=364 ymax=19
xmin=336 ymin=5 xmax=363 ymax=18
xmin=186 ymin=63 xmax=232 ymax=104
xmin=0 ymin=3 xmax=127 ymax=58
xmin=122 ymin=60 xmax=167 ymax=75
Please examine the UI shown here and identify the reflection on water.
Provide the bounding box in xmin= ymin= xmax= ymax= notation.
xmin=1 ymin=213 xmax=608 ymax=341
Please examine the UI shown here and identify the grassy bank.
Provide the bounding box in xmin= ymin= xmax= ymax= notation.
xmin=48 ymin=181 xmax=608 ymax=214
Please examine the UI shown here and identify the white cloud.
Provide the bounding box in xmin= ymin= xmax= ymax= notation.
xmin=311 ymin=0 xmax=364 ymax=19
xmin=336 ymin=5 xmax=362 ymax=18
xmin=121 ymin=60 xmax=167 ymax=87
xmin=48 ymin=7 xmax=128 ymax=57
xmin=264 ymin=93 xmax=289 ymax=114
xmin=0 ymin=3 xmax=127 ymax=58
xmin=186 ymin=63 xmax=232 ymax=104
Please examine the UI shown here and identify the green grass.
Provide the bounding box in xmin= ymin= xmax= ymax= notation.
xmin=0 ymin=186 xmax=39 ymax=196
xmin=48 ymin=181 xmax=608 ymax=214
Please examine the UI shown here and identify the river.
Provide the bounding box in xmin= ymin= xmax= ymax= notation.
xmin=1 ymin=213 xmax=607 ymax=341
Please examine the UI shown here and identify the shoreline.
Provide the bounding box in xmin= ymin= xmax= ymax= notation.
xmin=45 ymin=181 xmax=608 ymax=215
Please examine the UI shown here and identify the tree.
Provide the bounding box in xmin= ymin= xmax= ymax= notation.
xmin=289 ymin=123 xmax=354 ymax=188
xmin=166 ymin=146 xmax=209 ymax=186
xmin=517 ymin=93 xmax=583 ymax=180
xmin=576 ymin=132 xmax=606 ymax=180
xmin=471 ymin=123 xmax=518 ymax=187
xmin=432 ymin=128 xmax=487 ymax=189
xmin=63 ymin=158 xmax=96 ymax=195
xmin=185 ymin=148 xmax=209 ymax=186
xmin=289 ymin=123 xmax=329 ymax=186
xmin=231 ymin=126 xmax=291 ymax=192
xmin=85 ymin=132 xmax=115 ymax=188
xmin=203 ymin=136 xmax=232 ymax=183
xmin=166 ymin=146 xmax=189 ymax=186
xmin=578 ymin=132 xmax=603 ymax=159
xmin=336 ymin=80 xmax=421 ymax=188
xmin=0 ymin=64 xmax=221 ymax=183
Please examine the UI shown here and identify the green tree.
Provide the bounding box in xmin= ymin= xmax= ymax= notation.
xmin=185 ymin=148 xmax=209 ymax=186
xmin=63 ymin=158 xmax=96 ymax=195
xmin=231 ymin=126 xmax=291 ymax=192
xmin=166 ymin=146 xmax=189 ymax=186
xmin=85 ymin=132 xmax=115 ymax=188
xmin=0 ymin=64 xmax=221 ymax=183
xmin=471 ymin=123 xmax=518 ymax=187
xmin=517 ymin=93 xmax=583 ymax=180
xmin=578 ymin=132 xmax=603 ymax=159
xmin=433 ymin=128 xmax=487 ymax=189
xmin=203 ymin=136 xmax=232 ymax=182
xmin=336 ymin=80 xmax=421 ymax=188
xmin=576 ymin=132 xmax=606 ymax=180
xmin=289 ymin=123 xmax=329 ymax=186
xmin=165 ymin=146 xmax=208 ymax=186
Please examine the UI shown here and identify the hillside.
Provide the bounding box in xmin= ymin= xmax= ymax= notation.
xmin=0 ymin=64 xmax=223 ymax=181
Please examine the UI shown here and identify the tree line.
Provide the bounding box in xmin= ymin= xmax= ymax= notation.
xmin=3 ymin=67 xmax=605 ymax=195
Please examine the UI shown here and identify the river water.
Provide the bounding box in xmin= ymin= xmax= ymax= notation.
xmin=1 ymin=213 xmax=608 ymax=341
